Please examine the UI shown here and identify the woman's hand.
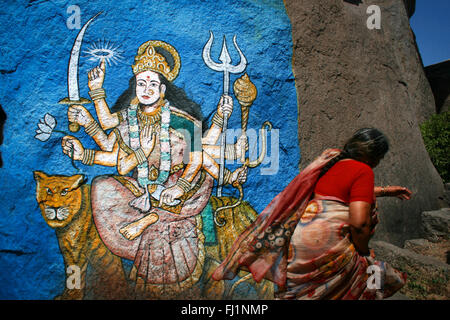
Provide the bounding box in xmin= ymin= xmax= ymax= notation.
xmin=217 ymin=94 xmax=233 ymax=118
xmin=376 ymin=186 xmax=412 ymax=200
xmin=68 ymin=105 xmax=94 ymax=127
xmin=140 ymin=125 xmax=156 ymax=155
xmin=61 ymin=136 xmax=84 ymax=160
xmin=387 ymin=186 xmax=412 ymax=200
xmin=88 ymin=59 xmax=106 ymax=90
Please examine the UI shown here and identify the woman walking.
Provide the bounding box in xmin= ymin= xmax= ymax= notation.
xmin=213 ymin=128 xmax=411 ymax=300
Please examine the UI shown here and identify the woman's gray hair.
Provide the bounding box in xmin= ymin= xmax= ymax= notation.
xmin=319 ymin=128 xmax=389 ymax=177
xmin=343 ymin=128 xmax=389 ymax=165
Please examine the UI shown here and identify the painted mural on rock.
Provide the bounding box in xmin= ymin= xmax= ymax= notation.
xmin=0 ymin=0 xmax=298 ymax=299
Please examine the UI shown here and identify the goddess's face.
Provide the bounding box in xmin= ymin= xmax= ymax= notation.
xmin=135 ymin=71 xmax=166 ymax=105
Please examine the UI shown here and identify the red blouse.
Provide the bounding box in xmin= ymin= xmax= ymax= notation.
xmin=314 ymin=159 xmax=375 ymax=204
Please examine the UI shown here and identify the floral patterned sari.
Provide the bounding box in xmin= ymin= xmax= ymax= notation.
xmin=277 ymin=199 xmax=406 ymax=299
xmin=212 ymin=149 xmax=406 ymax=299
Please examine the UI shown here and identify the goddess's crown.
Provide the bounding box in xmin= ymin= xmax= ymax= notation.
xmin=132 ymin=40 xmax=181 ymax=81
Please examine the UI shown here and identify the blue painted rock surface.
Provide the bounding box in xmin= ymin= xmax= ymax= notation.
xmin=0 ymin=0 xmax=298 ymax=299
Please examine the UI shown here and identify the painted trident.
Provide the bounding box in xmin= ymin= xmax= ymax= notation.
xmin=202 ymin=31 xmax=247 ymax=197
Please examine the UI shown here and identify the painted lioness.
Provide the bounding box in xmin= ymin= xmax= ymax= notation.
xmin=34 ymin=171 xmax=129 ymax=300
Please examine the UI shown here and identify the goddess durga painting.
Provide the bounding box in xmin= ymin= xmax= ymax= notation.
xmin=60 ymin=39 xmax=257 ymax=298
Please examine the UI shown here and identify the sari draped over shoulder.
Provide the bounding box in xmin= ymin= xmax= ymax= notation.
xmin=212 ymin=149 xmax=406 ymax=300
xmin=91 ymin=103 xmax=213 ymax=298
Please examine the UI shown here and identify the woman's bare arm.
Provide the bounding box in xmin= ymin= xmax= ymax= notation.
xmin=374 ymin=186 xmax=412 ymax=200
xmin=348 ymin=201 xmax=372 ymax=255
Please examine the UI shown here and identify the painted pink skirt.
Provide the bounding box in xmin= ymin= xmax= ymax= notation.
xmin=91 ymin=171 xmax=213 ymax=291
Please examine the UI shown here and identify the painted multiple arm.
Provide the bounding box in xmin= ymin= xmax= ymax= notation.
xmin=62 ymin=61 xmax=120 ymax=168
xmin=61 ymin=60 xmax=250 ymax=205
xmin=201 ymin=94 xmax=248 ymax=185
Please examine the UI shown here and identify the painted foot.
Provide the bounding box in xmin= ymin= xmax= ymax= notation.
xmin=119 ymin=213 xmax=159 ymax=241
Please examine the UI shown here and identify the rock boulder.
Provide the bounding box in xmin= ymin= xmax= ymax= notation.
xmin=284 ymin=0 xmax=445 ymax=245
xmin=371 ymin=240 xmax=449 ymax=299
xmin=421 ymin=208 xmax=450 ymax=242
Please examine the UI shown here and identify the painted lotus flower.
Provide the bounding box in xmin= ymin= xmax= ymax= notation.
xmin=33 ymin=113 xmax=77 ymax=170
xmin=35 ymin=113 xmax=57 ymax=142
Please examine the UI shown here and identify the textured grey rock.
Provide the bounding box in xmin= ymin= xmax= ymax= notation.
xmin=371 ymin=240 xmax=449 ymax=299
xmin=372 ymin=240 xmax=449 ymax=299
xmin=443 ymin=183 xmax=450 ymax=207
xmin=371 ymin=240 xmax=449 ymax=270
xmin=403 ymin=237 xmax=449 ymax=265
xmin=284 ymin=0 xmax=445 ymax=245
xmin=404 ymin=238 xmax=431 ymax=251
xmin=421 ymin=208 xmax=450 ymax=242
